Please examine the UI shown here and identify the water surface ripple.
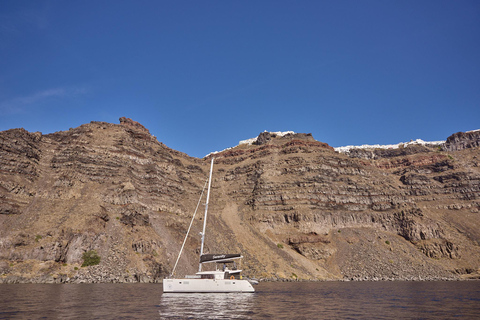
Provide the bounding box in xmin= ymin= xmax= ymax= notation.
xmin=0 ymin=281 xmax=478 ymax=319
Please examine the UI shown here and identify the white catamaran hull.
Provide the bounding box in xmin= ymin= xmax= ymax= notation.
xmin=163 ymin=279 xmax=254 ymax=293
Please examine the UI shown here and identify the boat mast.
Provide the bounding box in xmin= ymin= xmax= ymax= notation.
xmin=199 ymin=157 xmax=214 ymax=272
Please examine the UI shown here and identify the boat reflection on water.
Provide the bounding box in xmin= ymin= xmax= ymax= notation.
xmin=159 ymin=292 xmax=255 ymax=319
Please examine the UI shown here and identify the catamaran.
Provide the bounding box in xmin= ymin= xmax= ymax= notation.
xmin=163 ymin=158 xmax=256 ymax=293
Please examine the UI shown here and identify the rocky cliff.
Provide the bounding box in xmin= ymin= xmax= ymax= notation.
xmin=444 ymin=130 xmax=480 ymax=151
xmin=0 ymin=119 xmax=479 ymax=283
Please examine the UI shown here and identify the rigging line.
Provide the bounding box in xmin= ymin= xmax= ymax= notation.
xmin=199 ymin=157 xmax=214 ymax=272
xmin=170 ymin=177 xmax=209 ymax=277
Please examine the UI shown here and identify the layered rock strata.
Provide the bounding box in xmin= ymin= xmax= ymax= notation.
xmin=0 ymin=120 xmax=479 ymax=283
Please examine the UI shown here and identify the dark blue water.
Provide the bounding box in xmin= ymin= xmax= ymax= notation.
xmin=0 ymin=281 xmax=479 ymax=319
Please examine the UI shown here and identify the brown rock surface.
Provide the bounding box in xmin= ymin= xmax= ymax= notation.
xmin=444 ymin=130 xmax=480 ymax=151
xmin=0 ymin=120 xmax=479 ymax=283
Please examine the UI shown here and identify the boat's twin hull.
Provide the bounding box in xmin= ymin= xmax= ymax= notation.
xmin=163 ymin=278 xmax=254 ymax=293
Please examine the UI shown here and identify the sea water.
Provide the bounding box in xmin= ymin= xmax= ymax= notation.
xmin=0 ymin=281 xmax=478 ymax=319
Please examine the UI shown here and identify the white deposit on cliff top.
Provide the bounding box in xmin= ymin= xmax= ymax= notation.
xmin=206 ymin=131 xmax=295 ymax=157
xmin=238 ymin=131 xmax=295 ymax=145
xmin=334 ymin=139 xmax=445 ymax=153
xmin=237 ymin=131 xmax=446 ymax=154
xmin=207 ymin=131 xmax=450 ymax=157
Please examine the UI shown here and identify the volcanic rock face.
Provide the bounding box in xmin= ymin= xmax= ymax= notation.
xmin=0 ymin=120 xmax=479 ymax=283
xmin=444 ymin=130 xmax=480 ymax=151
xmin=0 ymin=120 xmax=205 ymax=283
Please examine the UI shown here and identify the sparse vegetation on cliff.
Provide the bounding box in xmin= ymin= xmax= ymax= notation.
xmin=81 ymin=250 xmax=101 ymax=267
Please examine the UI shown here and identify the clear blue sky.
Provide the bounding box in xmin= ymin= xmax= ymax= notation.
xmin=1 ymin=1 xmax=479 ymax=158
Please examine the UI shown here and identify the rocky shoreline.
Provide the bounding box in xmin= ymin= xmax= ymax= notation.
xmin=2 ymin=275 xmax=477 ymax=284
